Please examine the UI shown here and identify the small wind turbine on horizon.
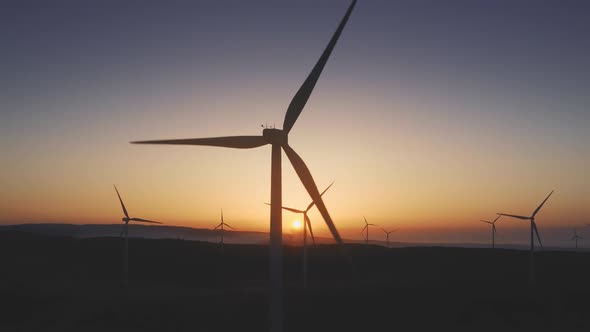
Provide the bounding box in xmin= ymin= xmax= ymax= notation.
xmin=381 ymin=228 xmax=397 ymax=248
xmin=272 ymin=181 xmax=334 ymax=289
xmin=213 ymin=209 xmax=234 ymax=253
xmin=114 ymin=185 xmax=162 ymax=286
xmin=361 ymin=217 xmax=378 ymax=245
xmin=497 ymin=190 xmax=554 ymax=283
xmin=480 ymin=215 xmax=501 ymax=248
xmin=570 ymin=229 xmax=583 ymax=249
xmin=131 ymin=1 xmax=358 ymax=330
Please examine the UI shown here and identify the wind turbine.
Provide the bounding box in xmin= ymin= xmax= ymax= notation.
xmin=497 ymin=190 xmax=554 ymax=283
xmin=131 ymin=1 xmax=357 ymax=330
xmin=361 ymin=217 xmax=378 ymax=245
xmin=276 ymin=181 xmax=334 ymax=289
xmin=480 ymin=215 xmax=501 ymax=248
xmin=381 ymin=228 xmax=397 ymax=248
xmin=571 ymin=229 xmax=583 ymax=249
xmin=114 ymin=185 xmax=162 ymax=286
xmin=213 ymin=209 xmax=235 ymax=253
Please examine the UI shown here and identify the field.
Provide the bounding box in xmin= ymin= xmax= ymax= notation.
xmin=1 ymin=231 xmax=590 ymax=331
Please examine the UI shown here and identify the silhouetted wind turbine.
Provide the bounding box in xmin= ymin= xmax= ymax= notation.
xmin=131 ymin=1 xmax=357 ymax=330
xmin=381 ymin=228 xmax=397 ymax=247
xmin=214 ymin=209 xmax=234 ymax=253
xmin=497 ymin=190 xmax=554 ymax=283
xmin=571 ymin=229 xmax=583 ymax=249
xmin=361 ymin=217 xmax=378 ymax=245
xmin=114 ymin=185 xmax=162 ymax=286
xmin=480 ymin=215 xmax=501 ymax=248
xmin=275 ymin=181 xmax=334 ymax=289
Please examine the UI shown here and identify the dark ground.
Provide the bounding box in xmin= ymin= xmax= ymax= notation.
xmin=1 ymin=231 xmax=589 ymax=332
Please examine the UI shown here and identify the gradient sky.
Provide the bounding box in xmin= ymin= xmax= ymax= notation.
xmin=1 ymin=0 xmax=589 ymax=245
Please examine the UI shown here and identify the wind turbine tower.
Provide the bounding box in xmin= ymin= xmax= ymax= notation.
xmin=361 ymin=217 xmax=378 ymax=245
xmin=214 ymin=209 xmax=235 ymax=253
xmin=381 ymin=228 xmax=397 ymax=248
xmin=480 ymin=215 xmax=501 ymax=248
xmin=277 ymin=182 xmax=334 ymax=288
xmin=497 ymin=190 xmax=554 ymax=283
xmin=131 ymin=2 xmax=358 ymax=330
xmin=114 ymin=185 xmax=162 ymax=286
xmin=571 ymin=229 xmax=583 ymax=249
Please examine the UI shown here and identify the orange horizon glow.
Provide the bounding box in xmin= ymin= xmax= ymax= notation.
xmin=1 ymin=2 xmax=588 ymax=247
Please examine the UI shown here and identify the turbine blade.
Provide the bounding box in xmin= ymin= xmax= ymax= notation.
xmin=283 ymin=144 xmax=343 ymax=244
xmin=214 ymin=223 xmax=222 ymax=230
xmin=364 ymin=217 xmax=368 ymax=225
xmin=131 ymin=136 xmax=268 ymax=149
xmin=305 ymin=214 xmax=316 ymax=245
xmin=361 ymin=225 xmax=368 ymax=232
xmin=320 ymin=181 xmax=335 ymax=196
xmin=113 ymin=185 xmax=129 ymax=218
xmin=493 ymin=215 xmax=502 ymax=223
xmin=224 ymin=223 xmax=235 ymax=230
xmin=221 ymin=209 xmax=224 ymax=223
xmin=497 ymin=213 xmax=530 ymax=220
xmin=480 ymin=220 xmax=493 ymax=225
xmin=305 ymin=181 xmax=335 ymax=212
xmin=281 ymin=206 xmax=305 ymax=214
xmin=532 ymin=190 xmax=554 ymax=218
xmin=130 ymin=218 xmax=162 ymax=224
xmin=282 ymin=0 xmax=357 ymax=133
xmin=533 ymin=221 xmax=543 ymax=249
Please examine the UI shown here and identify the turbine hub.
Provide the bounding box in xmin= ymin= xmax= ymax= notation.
xmin=263 ymin=128 xmax=288 ymax=145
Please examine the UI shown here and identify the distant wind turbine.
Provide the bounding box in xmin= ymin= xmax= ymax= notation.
xmin=480 ymin=215 xmax=501 ymax=248
xmin=571 ymin=229 xmax=583 ymax=249
xmin=497 ymin=190 xmax=554 ymax=283
xmin=114 ymin=185 xmax=162 ymax=286
xmin=381 ymin=228 xmax=397 ymax=248
xmin=274 ymin=181 xmax=334 ymax=289
xmin=213 ymin=209 xmax=234 ymax=253
xmin=131 ymin=1 xmax=357 ymax=330
xmin=361 ymin=217 xmax=378 ymax=245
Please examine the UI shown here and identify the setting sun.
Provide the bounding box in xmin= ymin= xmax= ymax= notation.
xmin=292 ymin=220 xmax=302 ymax=230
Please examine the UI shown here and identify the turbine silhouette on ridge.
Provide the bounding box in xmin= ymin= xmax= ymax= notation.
xmin=497 ymin=190 xmax=554 ymax=283
xmin=213 ymin=209 xmax=234 ymax=253
xmin=480 ymin=215 xmax=501 ymax=248
xmin=274 ymin=181 xmax=334 ymax=288
xmin=361 ymin=217 xmax=378 ymax=245
xmin=570 ymin=228 xmax=583 ymax=249
xmin=114 ymin=185 xmax=162 ymax=286
xmin=381 ymin=228 xmax=398 ymax=248
xmin=381 ymin=228 xmax=397 ymax=248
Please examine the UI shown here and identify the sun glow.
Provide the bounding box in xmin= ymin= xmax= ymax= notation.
xmin=292 ymin=220 xmax=302 ymax=230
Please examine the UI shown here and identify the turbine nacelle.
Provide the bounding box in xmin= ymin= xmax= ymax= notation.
xmin=263 ymin=128 xmax=288 ymax=145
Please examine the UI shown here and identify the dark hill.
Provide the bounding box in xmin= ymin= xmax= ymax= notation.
xmin=1 ymin=231 xmax=589 ymax=331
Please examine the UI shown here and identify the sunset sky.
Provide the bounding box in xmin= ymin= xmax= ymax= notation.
xmin=1 ymin=0 xmax=589 ymax=245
